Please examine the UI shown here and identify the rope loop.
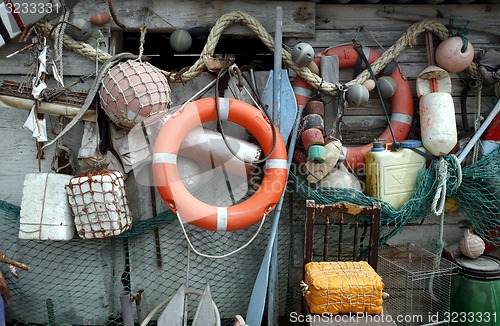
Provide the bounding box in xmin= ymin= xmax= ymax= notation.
xmin=431 ymin=154 xmax=462 ymax=216
xmin=431 ymin=157 xmax=448 ymax=216
xmin=445 ymin=19 xmax=470 ymax=52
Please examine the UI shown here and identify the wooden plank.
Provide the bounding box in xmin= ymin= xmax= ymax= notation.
xmin=315 ymin=4 xmax=499 ymax=31
xmin=0 ymin=21 xmax=109 ymax=76
xmin=338 ymin=112 xmax=481 ymax=144
xmin=0 ymin=108 xmax=83 ymax=206
xmin=320 ymin=55 xmax=340 ymax=136
xmin=72 ymin=0 xmax=315 ymax=37
xmin=286 ymin=33 xmax=495 ymax=56
xmin=335 ymin=95 xmax=496 ymax=116
xmin=0 ymin=41 xmax=99 ymax=76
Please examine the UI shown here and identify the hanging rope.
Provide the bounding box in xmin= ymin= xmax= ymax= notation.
xmin=431 ymin=158 xmax=449 ymax=216
xmin=38 ymin=13 xmax=481 ymax=90
xmin=53 ymin=9 xmax=70 ymax=84
xmin=471 ymin=80 xmax=483 ymax=163
xmin=38 ymin=21 xmax=112 ymax=63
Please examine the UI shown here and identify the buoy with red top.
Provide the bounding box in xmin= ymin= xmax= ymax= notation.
xmin=90 ymin=13 xmax=111 ymax=26
xmin=152 ymin=98 xmax=288 ymax=232
xmin=292 ymin=45 xmax=414 ymax=171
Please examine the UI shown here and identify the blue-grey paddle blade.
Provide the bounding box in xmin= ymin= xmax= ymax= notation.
xmin=260 ymin=70 xmax=274 ymax=116
xmin=157 ymin=284 xmax=185 ymax=326
xmin=261 ymin=69 xmax=297 ymax=142
xmin=278 ymin=69 xmax=298 ymax=141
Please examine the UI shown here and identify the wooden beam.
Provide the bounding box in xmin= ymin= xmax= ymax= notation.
xmin=0 ymin=96 xmax=96 ymax=122
xmin=72 ymin=0 xmax=315 ymax=37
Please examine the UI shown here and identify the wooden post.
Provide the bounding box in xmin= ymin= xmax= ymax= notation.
xmin=320 ymin=55 xmax=340 ymax=137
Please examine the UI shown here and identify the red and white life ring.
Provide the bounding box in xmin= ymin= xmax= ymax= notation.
xmin=152 ymin=97 xmax=288 ymax=231
xmin=293 ymin=45 xmax=414 ymax=170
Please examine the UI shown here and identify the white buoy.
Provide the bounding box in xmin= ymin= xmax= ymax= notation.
xmin=291 ymin=42 xmax=314 ymax=67
xmin=377 ymin=76 xmax=397 ymax=98
xmin=66 ymin=18 xmax=93 ymax=41
xmin=417 ymin=65 xmax=457 ymax=156
xmin=420 ymin=92 xmax=457 ymax=156
xmin=416 ymin=65 xmax=452 ymax=97
xmin=170 ymin=29 xmax=192 ymax=52
xmin=346 ymin=84 xmax=369 ymax=107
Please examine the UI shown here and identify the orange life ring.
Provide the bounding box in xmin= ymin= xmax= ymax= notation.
xmin=152 ymin=97 xmax=288 ymax=231
xmin=293 ymin=45 xmax=414 ymax=171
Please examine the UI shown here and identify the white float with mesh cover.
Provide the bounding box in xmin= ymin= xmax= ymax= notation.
xmin=19 ymin=173 xmax=75 ymax=240
xmin=99 ymin=60 xmax=171 ymax=129
xmin=66 ymin=169 xmax=132 ymax=239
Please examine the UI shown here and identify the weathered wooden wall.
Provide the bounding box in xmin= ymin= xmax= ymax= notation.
xmin=0 ymin=0 xmax=498 ymax=323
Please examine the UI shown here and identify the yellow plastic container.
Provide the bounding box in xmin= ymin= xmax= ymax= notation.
xmin=366 ymin=140 xmax=427 ymax=209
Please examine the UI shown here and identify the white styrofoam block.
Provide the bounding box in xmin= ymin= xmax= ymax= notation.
xmin=67 ymin=170 xmax=132 ymax=239
xmin=19 ymin=173 xmax=75 ymax=240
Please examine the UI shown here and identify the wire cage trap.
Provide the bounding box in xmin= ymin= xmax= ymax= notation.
xmin=377 ymin=244 xmax=457 ymax=326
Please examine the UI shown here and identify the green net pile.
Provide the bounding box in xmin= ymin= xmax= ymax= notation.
xmin=290 ymin=146 xmax=500 ymax=248
xmin=0 ymin=198 xmax=293 ymax=326
xmin=0 ymin=147 xmax=499 ymax=325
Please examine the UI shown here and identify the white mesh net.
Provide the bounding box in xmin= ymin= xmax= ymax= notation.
xmin=99 ymin=60 xmax=171 ymax=129
xmin=66 ymin=168 xmax=133 ymax=239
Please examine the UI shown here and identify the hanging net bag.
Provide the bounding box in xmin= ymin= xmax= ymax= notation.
xmin=98 ymin=59 xmax=171 ymax=129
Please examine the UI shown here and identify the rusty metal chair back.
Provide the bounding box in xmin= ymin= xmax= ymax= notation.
xmin=303 ymin=200 xmax=381 ymax=271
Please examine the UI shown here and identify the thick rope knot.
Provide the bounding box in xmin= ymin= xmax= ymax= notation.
xmin=444 ymin=154 xmax=462 ymax=197
xmin=432 ymin=158 xmax=449 ymax=216
xmin=431 ymin=154 xmax=462 ymax=216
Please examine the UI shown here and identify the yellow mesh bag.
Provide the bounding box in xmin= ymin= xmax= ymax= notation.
xmin=303 ymin=261 xmax=384 ymax=315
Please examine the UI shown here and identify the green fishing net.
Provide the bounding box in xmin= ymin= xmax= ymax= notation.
xmin=0 ymin=147 xmax=498 ymax=325
xmin=290 ymin=146 xmax=500 ymax=248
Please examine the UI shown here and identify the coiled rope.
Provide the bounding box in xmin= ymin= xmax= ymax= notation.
xmin=38 ymin=12 xmax=481 ymax=90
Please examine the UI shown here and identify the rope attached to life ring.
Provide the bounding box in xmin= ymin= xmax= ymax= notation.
xmin=37 ymin=13 xmax=481 ymax=89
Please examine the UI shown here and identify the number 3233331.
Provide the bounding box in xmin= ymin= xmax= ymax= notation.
xmin=5 ymin=1 xmax=61 ymax=15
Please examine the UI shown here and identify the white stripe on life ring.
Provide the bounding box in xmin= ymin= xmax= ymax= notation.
xmin=292 ymin=86 xmax=313 ymax=99
xmin=217 ymin=206 xmax=228 ymax=231
xmin=153 ymin=152 xmax=177 ymax=164
xmin=218 ymin=98 xmax=230 ymax=121
xmin=391 ymin=112 xmax=413 ymax=125
xmin=265 ymin=159 xmax=287 ymax=170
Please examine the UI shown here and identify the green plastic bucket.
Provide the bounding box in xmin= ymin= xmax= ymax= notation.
xmin=450 ymin=255 xmax=500 ymax=326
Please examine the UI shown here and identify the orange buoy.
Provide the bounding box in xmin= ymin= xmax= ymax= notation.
xmin=435 ymin=36 xmax=474 ymax=73
xmin=90 ymin=13 xmax=111 ymax=26
xmin=292 ymin=45 xmax=414 ymax=171
xmin=152 ymin=98 xmax=288 ymax=231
